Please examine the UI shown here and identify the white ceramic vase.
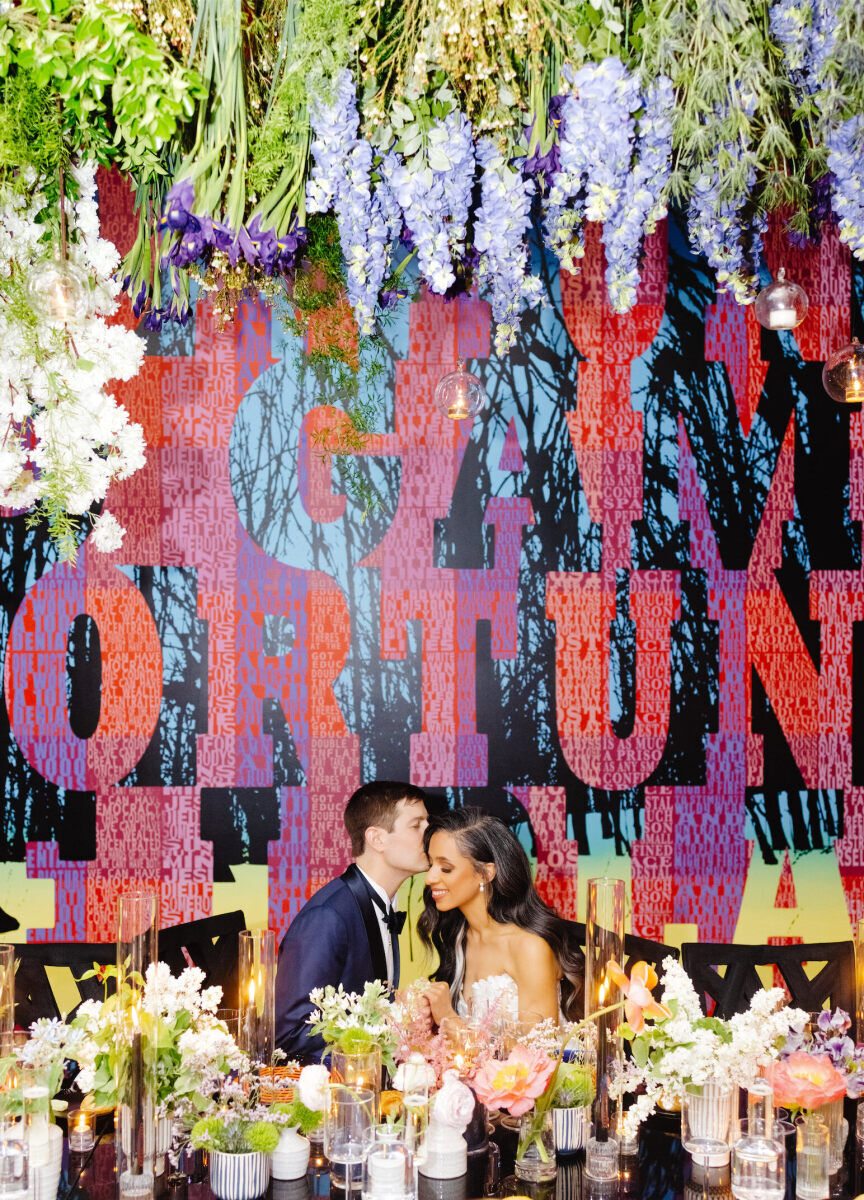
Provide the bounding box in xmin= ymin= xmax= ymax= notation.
xmin=208 ymin=1150 xmax=270 ymax=1200
xmin=270 ymin=1128 xmax=310 ymax=1181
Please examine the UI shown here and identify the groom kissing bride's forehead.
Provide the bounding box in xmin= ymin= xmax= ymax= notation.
xmin=274 ymin=780 xmax=429 ymax=1063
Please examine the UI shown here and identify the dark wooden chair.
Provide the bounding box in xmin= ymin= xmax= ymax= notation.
xmin=680 ymin=940 xmax=855 ymax=1019
xmin=564 ymin=921 xmax=679 ymax=998
xmin=158 ymin=910 xmax=246 ymax=1009
xmin=13 ymin=942 xmax=112 ymax=1027
xmin=12 ymin=909 xmax=247 ymax=1026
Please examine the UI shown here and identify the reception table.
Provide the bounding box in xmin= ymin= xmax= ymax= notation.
xmin=58 ymin=1113 xmax=864 ymax=1200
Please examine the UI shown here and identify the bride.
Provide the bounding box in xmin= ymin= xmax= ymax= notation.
xmin=417 ymin=808 xmax=584 ymax=1027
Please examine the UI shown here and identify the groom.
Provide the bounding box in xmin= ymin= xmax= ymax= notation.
xmin=275 ymin=780 xmax=430 ymax=1062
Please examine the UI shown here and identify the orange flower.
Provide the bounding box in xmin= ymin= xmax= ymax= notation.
xmin=764 ymin=1053 xmax=847 ymax=1111
xmin=472 ymin=1044 xmax=556 ymax=1117
xmin=606 ymin=961 xmax=672 ymax=1033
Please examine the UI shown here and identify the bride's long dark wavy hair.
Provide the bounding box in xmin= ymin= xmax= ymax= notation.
xmin=417 ymin=807 xmax=584 ymax=1021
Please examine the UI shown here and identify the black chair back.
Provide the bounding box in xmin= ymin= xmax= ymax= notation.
xmin=680 ymin=940 xmax=855 ymax=1020
xmin=13 ymin=910 xmax=247 ymax=1026
xmin=13 ymin=942 xmax=112 ymax=1028
xmin=159 ymin=910 xmax=246 ymax=1008
xmin=564 ymin=921 xmax=679 ymax=999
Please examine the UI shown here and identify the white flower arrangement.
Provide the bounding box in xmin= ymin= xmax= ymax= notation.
xmin=307 ymin=980 xmax=397 ymax=1066
xmin=0 ymin=161 xmax=146 ymax=559
xmin=613 ymin=956 xmax=808 ymax=1140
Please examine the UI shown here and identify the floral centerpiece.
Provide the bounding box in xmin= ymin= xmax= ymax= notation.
xmin=71 ymin=961 xmax=245 ymax=1118
xmin=613 ymin=956 xmax=808 ymax=1139
xmin=307 ymin=981 xmax=398 ymax=1071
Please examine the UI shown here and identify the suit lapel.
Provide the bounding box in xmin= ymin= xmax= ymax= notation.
xmin=340 ymin=864 xmax=388 ymax=985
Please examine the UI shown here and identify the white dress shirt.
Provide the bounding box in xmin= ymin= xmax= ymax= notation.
xmin=358 ymin=868 xmax=397 ymax=985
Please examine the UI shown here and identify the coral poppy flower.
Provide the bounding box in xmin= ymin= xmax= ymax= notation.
xmin=472 ymin=1044 xmax=556 ymax=1117
xmin=764 ymin=1053 xmax=847 ymax=1110
xmin=606 ymin=960 xmax=672 ymax=1033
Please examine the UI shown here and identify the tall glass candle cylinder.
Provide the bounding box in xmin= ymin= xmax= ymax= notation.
xmin=856 ymin=918 xmax=864 ymax=1041
xmin=116 ymin=892 xmax=158 ymax=1200
xmin=584 ymin=878 xmax=625 ymax=1139
xmin=0 ymin=947 xmax=13 ymax=1058
xmin=239 ymin=930 xmax=276 ymax=1068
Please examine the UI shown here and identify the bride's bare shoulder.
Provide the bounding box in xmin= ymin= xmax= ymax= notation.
xmin=506 ymin=927 xmax=558 ymax=970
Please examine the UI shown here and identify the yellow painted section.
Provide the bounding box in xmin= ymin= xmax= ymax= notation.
xmin=663 ymin=923 xmax=700 ymax=952
xmin=733 ymin=847 xmax=851 ymax=991
xmin=0 ymin=862 xmax=55 ymax=941
xmin=45 ymin=965 xmax=85 ymax=1019
xmin=212 ymin=864 xmax=270 ymax=932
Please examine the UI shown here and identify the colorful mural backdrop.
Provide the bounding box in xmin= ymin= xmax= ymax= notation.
xmin=1 ymin=175 xmax=863 ymax=955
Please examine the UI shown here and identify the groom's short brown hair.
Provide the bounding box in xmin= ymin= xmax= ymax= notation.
xmin=344 ymin=781 xmax=428 ymax=857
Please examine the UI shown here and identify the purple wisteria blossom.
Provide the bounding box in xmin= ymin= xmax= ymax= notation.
xmin=306 ymin=69 xmax=396 ymax=332
xmin=544 ymin=58 xmax=641 ymax=272
xmin=826 ymin=117 xmax=864 ymax=260
xmin=602 ymin=75 xmax=674 ymax=312
xmin=770 ymin=0 xmax=860 ymax=256
xmin=473 ymin=139 xmax=544 ymax=355
xmin=686 ymin=148 xmax=765 ymax=304
xmin=380 ymin=112 xmax=476 ymax=295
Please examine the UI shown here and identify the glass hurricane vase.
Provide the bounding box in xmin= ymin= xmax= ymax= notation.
xmin=515 ymin=1108 xmax=556 ymax=1182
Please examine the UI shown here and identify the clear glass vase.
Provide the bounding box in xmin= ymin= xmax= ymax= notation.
xmin=796 ymin=1113 xmax=829 ymax=1200
xmin=515 ymin=1109 xmax=556 ymax=1182
xmin=330 ymin=1047 xmax=382 ymax=1119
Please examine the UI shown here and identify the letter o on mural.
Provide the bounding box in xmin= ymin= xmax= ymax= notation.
xmin=4 ymin=560 xmax=163 ymax=790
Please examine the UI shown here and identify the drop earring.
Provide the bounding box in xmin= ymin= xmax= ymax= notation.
xmin=479 ymin=882 xmax=485 ymax=893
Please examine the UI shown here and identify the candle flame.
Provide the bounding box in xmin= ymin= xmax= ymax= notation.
xmin=248 ymin=976 xmax=256 ymax=1005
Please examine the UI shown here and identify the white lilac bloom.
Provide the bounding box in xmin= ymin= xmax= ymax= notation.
xmin=474 ymin=139 xmax=545 ymax=356
xmin=0 ymin=161 xmax=145 ymax=553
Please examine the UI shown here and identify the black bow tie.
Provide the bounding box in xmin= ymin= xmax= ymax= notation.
xmin=367 ymin=889 xmax=407 ymax=935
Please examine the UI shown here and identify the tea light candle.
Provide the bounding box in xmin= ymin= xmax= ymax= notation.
xmin=367 ymin=1150 xmax=404 ymax=1196
xmin=69 ymin=1108 xmax=95 ymax=1153
xmin=768 ymin=307 xmax=797 ymax=329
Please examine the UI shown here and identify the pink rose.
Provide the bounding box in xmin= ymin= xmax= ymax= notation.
xmin=432 ymin=1071 xmax=476 ymax=1130
xmin=472 ymin=1044 xmax=556 ymax=1118
xmin=765 ymin=1053 xmax=847 ymax=1110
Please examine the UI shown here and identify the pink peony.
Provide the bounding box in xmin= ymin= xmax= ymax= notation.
xmin=472 ymin=1044 xmax=556 ymax=1117
xmin=764 ymin=1053 xmax=847 ymax=1110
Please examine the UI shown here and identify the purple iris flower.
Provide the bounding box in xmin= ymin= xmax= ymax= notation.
xmin=163 ymin=179 xmax=195 ymax=231
xmin=132 ymin=281 xmax=150 ymax=318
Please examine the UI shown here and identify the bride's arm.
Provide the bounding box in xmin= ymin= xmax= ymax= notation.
xmin=512 ymin=936 xmax=562 ymax=1023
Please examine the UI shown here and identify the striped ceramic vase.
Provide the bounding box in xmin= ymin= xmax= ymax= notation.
xmin=208 ymin=1150 xmax=270 ymax=1200
xmin=553 ymin=1106 xmax=591 ymax=1155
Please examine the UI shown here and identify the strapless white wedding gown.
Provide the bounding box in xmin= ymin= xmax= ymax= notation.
xmin=455 ymin=972 xmax=520 ymax=1021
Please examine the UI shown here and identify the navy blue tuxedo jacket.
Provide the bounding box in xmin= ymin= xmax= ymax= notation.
xmin=275 ymin=864 xmax=400 ymax=1063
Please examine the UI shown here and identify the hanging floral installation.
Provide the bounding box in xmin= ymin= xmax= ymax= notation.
xmin=0 ymin=0 xmax=863 ymax=554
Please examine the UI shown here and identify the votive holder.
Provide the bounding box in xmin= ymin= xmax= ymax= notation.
xmin=584 ymin=1131 xmax=619 ymax=1182
xmin=69 ymin=1108 xmax=95 ymax=1153
xmin=0 ymin=1117 xmax=27 ymax=1200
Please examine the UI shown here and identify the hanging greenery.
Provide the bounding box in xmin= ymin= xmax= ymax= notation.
xmin=0 ymin=0 xmax=863 ymax=553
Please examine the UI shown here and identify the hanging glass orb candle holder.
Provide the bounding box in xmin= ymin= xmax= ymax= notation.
xmin=823 ymin=337 xmax=864 ymax=404
xmin=25 ymin=256 xmax=90 ymax=324
xmin=753 ymin=267 xmax=809 ymax=330
xmin=433 ymin=358 xmax=487 ymax=421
